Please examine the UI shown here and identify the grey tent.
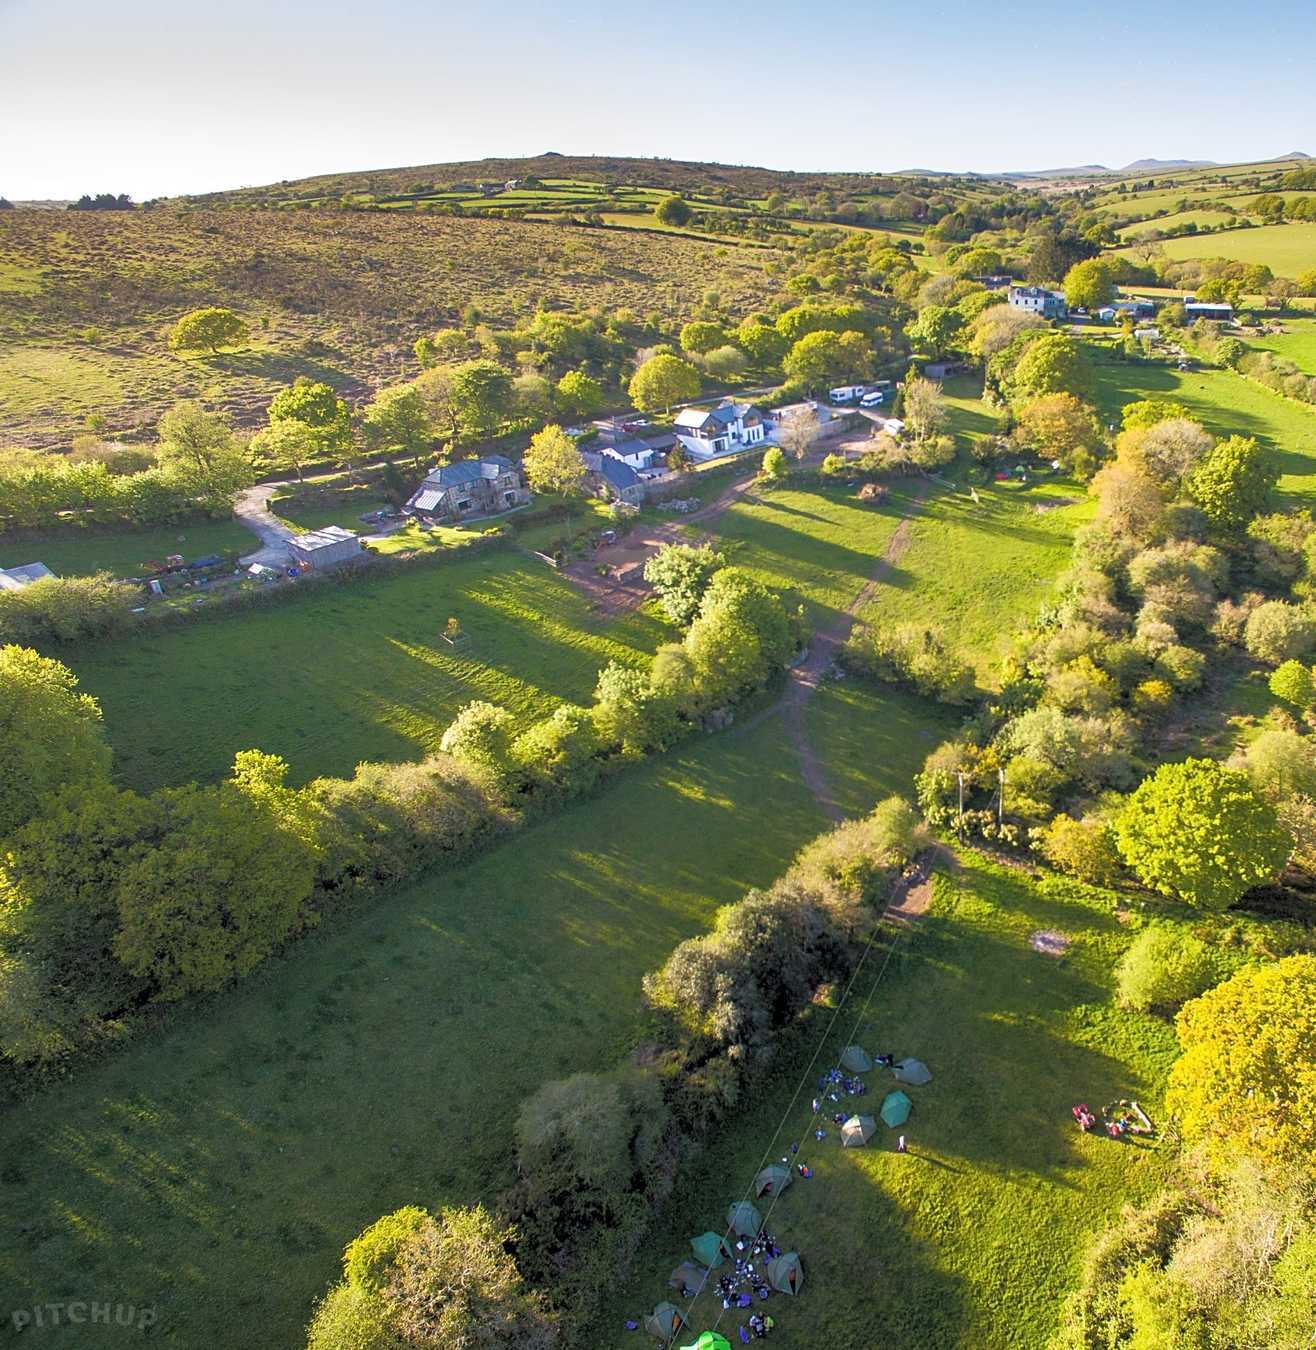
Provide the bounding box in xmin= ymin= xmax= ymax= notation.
xmin=726 ymin=1201 xmax=763 ymax=1237
xmin=668 ymin=1261 xmax=708 ymax=1296
xmin=841 ymin=1114 xmax=877 ymax=1147
xmin=753 ymin=1164 xmax=793 ymax=1199
xmin=840 ymin=1045 xmax=874 ymax=1073
xmin=893 ymin=1058 xmax=932 ymax=1086
xmin=765 ymin=1251 xmax=804 ymax=1296
xmin=645 ymin=1301 xmax=686 ymax=1340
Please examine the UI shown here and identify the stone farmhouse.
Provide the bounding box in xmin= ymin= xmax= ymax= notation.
xmin=405 ymin=455 xmax=531 ymax=523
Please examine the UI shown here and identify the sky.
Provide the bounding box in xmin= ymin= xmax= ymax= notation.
xmin=3 ymin=0 xmax=1314 ymax=200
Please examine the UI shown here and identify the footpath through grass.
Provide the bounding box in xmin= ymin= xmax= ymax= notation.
xmin=69 ymin=548 xmax=668 ymax=792
xmin=598 ymin=856 xmax=1179 ymax=1349
xmin=0 ymin=686 xmax=946 ymax=1350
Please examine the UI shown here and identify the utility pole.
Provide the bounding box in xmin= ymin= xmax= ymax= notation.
xmin=956 ymin=771 xmax=965 ymax=839
xmin=998 ymin=766 xmax=1005 ymax=830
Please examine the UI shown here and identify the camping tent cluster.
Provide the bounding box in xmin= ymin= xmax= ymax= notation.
xmin=642 ymin=1046 xmax=933 ymax=1345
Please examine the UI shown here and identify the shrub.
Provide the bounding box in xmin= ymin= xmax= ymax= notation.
xmin=1114 ymin=923 xmax=1238 ymax=1013
xmin=1269 ymin=659 xmax=1316 ymax=709
xmin=642 ymin=543 xmax=726 ymax=626
xmin=0 ymin=573 xmax=139 ymax=648
xmin=1244 ymin=600 xmax=1316 ymax=666
xmin=843 ymin=623 xmax=975 ymax=704
xmin=1035 ymin=813 xmax=1123 ymax=885
xmin=438 ymin=701 xmax=516 ymax=782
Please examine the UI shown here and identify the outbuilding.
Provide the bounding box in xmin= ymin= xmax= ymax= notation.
xmin=287 ymin=525 xmax=363 ymax=571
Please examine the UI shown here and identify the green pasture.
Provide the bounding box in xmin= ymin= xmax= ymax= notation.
xmin=1114 ymin=221 xmax=1316 ymax=274
xmin=598 ymin=855 xmax=1178 ymax=1349
xmin=0 ymin=518 xmax=257 ymax=577
xmin=1247 ymin=316 xmax=1316 ymax=374
xmin=1116 ymin=208 xmax=1242 ymax=238
xmin=69 ymin=549 xmax=669 ymax=792
xmin=1081 ymin=342 xmax=1316 ymax=501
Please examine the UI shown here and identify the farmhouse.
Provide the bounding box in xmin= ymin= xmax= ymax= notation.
xmin=406 ymin=455 xmax=531 ymax=522
xmin=0 ymin=561 xmax=54 ymax=590
xmin=673 ymin=400 xmax=767 ymax=459
xmin=593 ymin=455 xmax=646 ymax=506
xmin=605 ymin=431 xmax=678 ymax=471
xmin=1008 ymin=285 xmax=1068 ymax=319
xmin=288 ymin=526 xmax=363 ymax=571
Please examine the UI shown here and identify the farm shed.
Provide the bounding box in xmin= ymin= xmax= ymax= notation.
xmin=287 ymin=525 xmax=363 ymax=570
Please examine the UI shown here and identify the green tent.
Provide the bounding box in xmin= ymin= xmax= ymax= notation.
xmin=840 ymin=1044 xmax=874 ymax=1073
xmin=690 ymin=1231 xmax=731 ymax=1269
xmin=765 ymin=1251 xmax=804 ymax=1296
xmin=726 ymin=1200 xmax=763 ymax=1237
xmin=893 ymin=1058 xmax=932 ymax=1085
xmin=753 ymin=1164 xmax=793 ymax=1198
xmin=881 ymin=1089 xmax=912 ymax=1127
xmin=680 ymin=1335 xmax=732 ymax=1350
xmin=668 ymin=1261 xmax=708 ymax=1295
xmin=841 ymin=1113 xmax=877 ymax=1147
xmin=645 ymin=1302 xmax=686 ymax=1340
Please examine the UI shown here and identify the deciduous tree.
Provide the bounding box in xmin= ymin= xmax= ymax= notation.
xmin=521 ymin=425 xmax=586 ymax=497
xmin=628 ymin=353 xmax=699 ymax=413
xmin=168 ymin=307 xmax=249 ymax=356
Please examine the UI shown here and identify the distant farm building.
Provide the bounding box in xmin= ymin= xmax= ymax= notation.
xmin=1184 ymin=300 xmax=1234 ymax=322
xmin=674 ymin=400 xmax=767 ymax=459
xmin=287 ymin=526 xmax=363 ymax=570
xmin=0 ymin=561 xmax=54 ymax=590
xmin=406 ymin=455 xmax=531 ymax=522
xmin=1008 ymin=286 xmax=1068 ymax=319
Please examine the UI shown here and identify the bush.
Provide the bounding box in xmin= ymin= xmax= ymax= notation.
xmin=1244 ymin=600 xmax=1316 ymax=666
xmin=842 ymin=623 xmax=975 ymax=704
xmin=1034 ymin=813 xmax=1123 ymax=885
xmin=0 ymin=573 xmax=139 ymax=648
xmin=1114 ymin=923 xmax=1238 ymax=1013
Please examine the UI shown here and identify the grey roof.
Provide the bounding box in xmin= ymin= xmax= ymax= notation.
xmin=674 ymin=402 xmax=761 ymax=433
xmin=0 ymin=561 xmax=54 ymax=590
xmin=1009 ymin=285 xmax=1065 ymax=301
xmin=599 ymin=457 xmax=641 ymax=491
xmin=290 ymin=525 xmax=359 ymax=551
xmin=422 ymin=455 xmax=516 ymax=489
xmin=674 ymin=406 xmax=716 ymax=430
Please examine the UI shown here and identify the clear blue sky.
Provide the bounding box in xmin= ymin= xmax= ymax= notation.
xmin=3 ymin=0 xmax=1313 ymax=199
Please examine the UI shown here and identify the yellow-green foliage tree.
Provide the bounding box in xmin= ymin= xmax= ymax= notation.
xmin=521 ymin=425 xmax=587 ymax=496
xmin=168 ymin=307 xmax=249 ymax=356
xmin=1166 ymin=955 xmax=1316 ymax=1177
xmin=628 ymin=353 xmax=699 ymax=413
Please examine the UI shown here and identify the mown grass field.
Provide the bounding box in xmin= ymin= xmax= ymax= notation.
xmin=1114 ymin=220 xmax=1316 ymax=274
xmin=68 ymin=548 xmax=669 ymax=792
xmin=598 ymin=856 xmax=1179 ymax=1349
xmin=0 ymin=517 xmax=257 ymax=576
xmin=1081 ymin=341 xmax=1316 ymax=501
xmin=0 ymin=676 xmax=952 ymax=1350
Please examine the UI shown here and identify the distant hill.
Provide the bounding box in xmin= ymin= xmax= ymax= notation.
xmin=1118 ymin=157 xmax=1217 ymax=173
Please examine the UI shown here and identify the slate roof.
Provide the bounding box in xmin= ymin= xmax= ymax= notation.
xmin=598 ymin=458 xmax=641 ymax=491
xmin=422 ymin=455 xmax=516 ymax=489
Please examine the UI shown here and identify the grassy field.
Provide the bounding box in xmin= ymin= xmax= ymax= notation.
xmin=860 ymin=477 xmax=1089 ymax=683
xmin=0 ymin=671 xmax=955 ymax=1350
xmin=599 ymin=855 xmax=1179 ymax=1349
xmin=1114 ymin=220 xmax=1316 ymax=274
xmin=69 ymin=548 xmax=669 ymax=792
xmin=0 ymin=517 xmax=257 ymax=576
xmin=1247 ymin=315 xmax=1316 ymax=374
xmin=1081 ymin=342 xmax=1316 ymax=501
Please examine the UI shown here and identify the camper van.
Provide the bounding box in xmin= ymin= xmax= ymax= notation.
xmin=859 ymin=389 xmax=886 ymax=408
xmin=828 ymin=385 xmax=865 ymax=404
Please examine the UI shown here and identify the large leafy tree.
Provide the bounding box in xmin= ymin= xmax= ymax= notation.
xmin=906 ymin=305 xmax=964 ymax=360
xmin=1114 ymin=758 xmax=1292 ymax=911
xmin=643 ymin=543 xmax=726 ymax=627
xmin=1187 ymin=434 xmax=1277 ymax=530
xmin=250 ymin=418 xmax=316 ymax=484
xmin=0 ymin=645 xmax=111 ymax=838
xmin=654 ymin=195 xmax=692 ymax=226
xmin=521 ymin=425 xmax=586 ymax=497
xmin=1014 ymin=393 xmax=1104 ymax=476
xmin=782 ymin=329 xmax=872 ymax=390
xmin=167 ymin=307 xmax=249 ymax=356
xmin=553 ymin=370 xmax=602 ymax=418
xmin=268 ymin=379 xmax=353 ymax=457
xmin=679 ymin=321 xmax=727 ymax=356
xmin=1007 ymin=332 xmax=1090 ymax=403
xmin=156 ymin=401 xmax=238 ymax=473
xmin=735 ymin=318 xmax=789 ymax=368
xmin=628 ymin=353 xmax=699 ymax=413
xmin=1166 ymin=955 xmax=1316 ymax=1177
xmin=449 ymin=361 xmax=513 ymax=439
xmin=361 ymin=385 xmax=433 ymax=466
xmin=1062 ymin=258 xmax=1119 ymax=311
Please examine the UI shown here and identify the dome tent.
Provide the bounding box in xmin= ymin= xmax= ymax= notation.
xmin=753 ymin=1164 xmax=793 ymax=1198
xmin=765 ymin=1250 xmax=804 ymax=1295
xmin=726 ymin=1201 xmax=763 ymax=1237
xmin=645 ymin=1302 xmax=685 ymax=1340
xmin=840 ymin=1045 xmax=874 ymax=1073
xmin=881 ymin=1089 xmax=912 ymax=1127
xmin=690 ymin=1231 xmax=732 ymax=1269
xmin=893 ymin=1058 xmax=932 ymax=1085
xmin=668 ymin=1261 xmax=708 ymax=1295
xmin=681 ymin=1335 xmax=732 ymax=1350
xmin=841 ymin=1114 xmax=877 ymax=1147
